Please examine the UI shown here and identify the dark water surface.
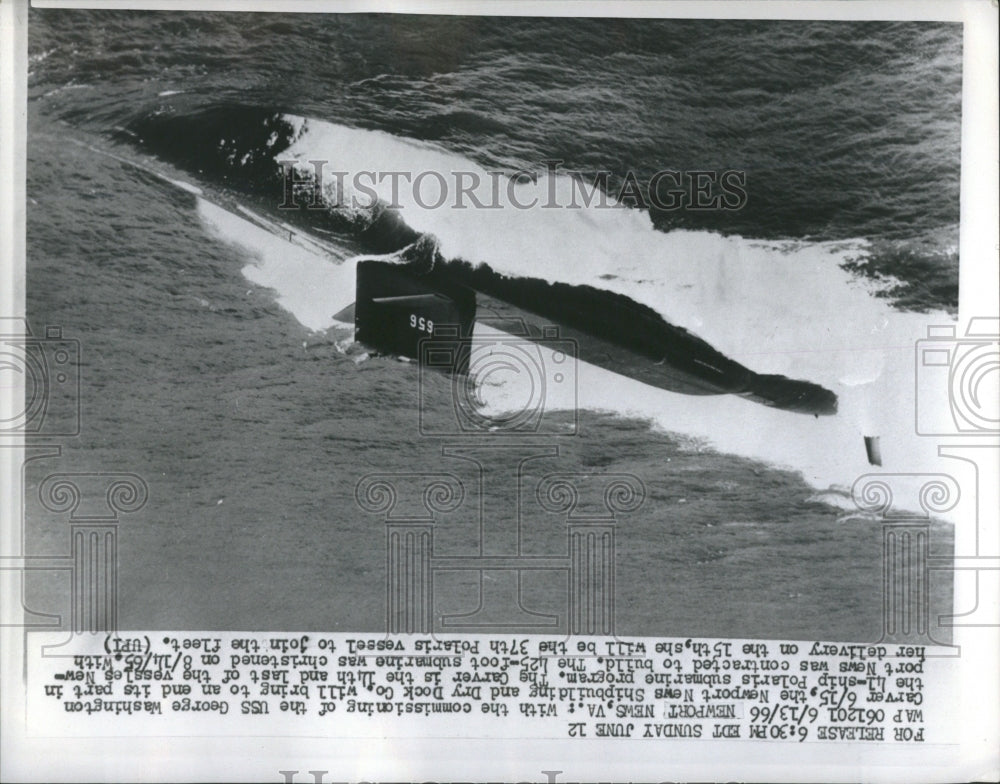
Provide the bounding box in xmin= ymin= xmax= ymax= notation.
xmin=24 ymin=11 xmax=957 ymax=638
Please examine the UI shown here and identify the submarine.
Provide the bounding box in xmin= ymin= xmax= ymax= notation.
xmin=350 ymin=255 xmax=838 ymax=417
xmin=124 ymin=104 xmax=839 ymax=418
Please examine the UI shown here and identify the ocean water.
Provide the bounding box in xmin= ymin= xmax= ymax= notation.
xmin=23 ymin=10 xmax=960 ymax=638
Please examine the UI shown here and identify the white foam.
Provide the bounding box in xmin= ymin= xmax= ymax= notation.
xmin=279 ymin=117 xmax=940 ymax=383
xmin=470 ymin=324 xmax=945 ymax=495
xmin=196 ymin=199 xmax=355 ymax=332
xmin=197 ymin=119 xmax=969 ymax=508
xmin=277 ymin=118 xmax=962 ymax=484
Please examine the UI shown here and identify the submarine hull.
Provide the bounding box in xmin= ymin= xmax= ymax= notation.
xmin=356 ymin=260 xmax=838 ymax=417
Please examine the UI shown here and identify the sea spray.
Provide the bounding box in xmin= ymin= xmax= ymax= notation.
xmin=189 ymin=116 xmax=960 ymax=509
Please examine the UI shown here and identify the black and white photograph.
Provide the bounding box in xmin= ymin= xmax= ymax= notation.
xmin=1 ymin=0 xmax=997 ymax=781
